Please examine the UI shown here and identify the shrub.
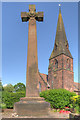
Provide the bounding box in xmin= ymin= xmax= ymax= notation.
xmin=40 ymin=89 xmax=76 ymax=109
xmin=70 ymin=95 xmax=80 ymax=113
xmin=0 ymin=103 xmax=6 ymax=109
xmin=76 ymin=95 xmax=80 ymax=106
xmin=3 ymin=84 xmax=14 ymax=92
xmin=70 ymin=95 xmax=80 ymax=106
xmin=2 ymin=91 xmax=25 ymax=108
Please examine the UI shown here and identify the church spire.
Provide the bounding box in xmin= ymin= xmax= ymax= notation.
xmin=50 ymin=5 xmax=73 ymax=59
xmin=59 ymin=4 xmax=61 ymax=13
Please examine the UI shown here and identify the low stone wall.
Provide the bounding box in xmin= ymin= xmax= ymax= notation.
xmin=69 ymin=113 xmax=80 ymax=120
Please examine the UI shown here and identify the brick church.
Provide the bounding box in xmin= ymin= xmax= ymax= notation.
xmin=38 ymin=7 xmax=78 ymax=92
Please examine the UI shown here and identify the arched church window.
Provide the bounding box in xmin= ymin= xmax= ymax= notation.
xmin=55 ymin=59 xmax=58 ymax=69
xmin=66 ymin=59 xmax=70 ymax=70
xmin=39 ymin=82 xmax=41 ymax=92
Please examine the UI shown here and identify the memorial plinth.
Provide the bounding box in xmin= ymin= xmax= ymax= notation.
xmin=14 ymin=5 xmax=50 ymax=117
xmin=14 ymin=97 xmax=50 ymax=116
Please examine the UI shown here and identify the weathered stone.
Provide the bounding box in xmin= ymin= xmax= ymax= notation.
xmin=14 ymin=97 xmax=50 ymax=116
xmin=48 ymin=8 xmax=74 ymax=91
xmin=14 ymin=4 xmax=50 ymax=117
xmin=69 ymin=113 xmax=80 ymax=120
xmin=21 ymin=5 xmax=44 ymax=97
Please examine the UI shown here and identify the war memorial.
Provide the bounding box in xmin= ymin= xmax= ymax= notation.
xmin=14 ymin=5 xmax=50 ymax=116
xmin=2 ymin=3 xmax=80 ymax=119
xmin=14 ymin=4 xmax=78 ymax=117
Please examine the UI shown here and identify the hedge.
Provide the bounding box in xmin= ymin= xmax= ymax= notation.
xmin=2 ymin=91 xmax=25 ymax=108
xmin=40 ymin=89 xmax=76 ymax=109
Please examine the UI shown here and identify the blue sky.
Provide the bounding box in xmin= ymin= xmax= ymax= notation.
xmin=2 ymin=2 xmax=78 ymax=85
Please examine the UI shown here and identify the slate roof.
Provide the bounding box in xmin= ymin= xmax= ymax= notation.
xmin=50 ymin=8 xmax=73 ymax=60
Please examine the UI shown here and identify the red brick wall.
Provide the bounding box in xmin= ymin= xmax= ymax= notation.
xmin=63 ymin=70 xmax=74 ymax=91
xmin=48 ymin=54 xmax=74 ymax=91
xmin=40 ymin=73 xmax=48 ymax=83
xmin=38 ymin=73 xmax=47 ymax=92
xmin=37 ymin=54 xmax=76 ymax=92
xmin=62 ymin=54 xmax=74 ymax=91
xmin=74 ymin=82 xmax=80 ymax=91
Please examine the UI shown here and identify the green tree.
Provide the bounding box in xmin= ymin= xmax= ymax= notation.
xmin=0 ymin=81 xmax=2 ymax=104
xmin=3 ymin=84 xmax=14 ymax=92
xmin=2 ymin=91 xmax=25 ymax=108
xmin=0 ymin=81 xmax=3 ymax=91
xmin=14 ymin=82 xmax=26 ymax=92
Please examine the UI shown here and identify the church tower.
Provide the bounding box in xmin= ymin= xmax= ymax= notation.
xmin=48 ymin=6 xmax=74 ymax=91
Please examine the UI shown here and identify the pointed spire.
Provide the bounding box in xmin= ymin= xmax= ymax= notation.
xmin=59 ymin=4 xmax=61 ymax=13
xmin=49 ymin=5 xmax=73 ymax=59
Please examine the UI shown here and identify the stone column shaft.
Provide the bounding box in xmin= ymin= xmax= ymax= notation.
xmin=26 ymin=17 xmax=39 ymax=97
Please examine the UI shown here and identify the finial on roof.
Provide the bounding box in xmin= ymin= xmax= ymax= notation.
xmin=59 ymin=4 xmax=61 ymax=13
xmin=49 ymin=3 xmax=73 ymax=59
xmin=59 ymin=4 xmax=61 ymax=7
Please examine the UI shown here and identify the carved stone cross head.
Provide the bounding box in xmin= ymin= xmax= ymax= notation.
xmin=21 ymin=5 xmax=44 ymax=22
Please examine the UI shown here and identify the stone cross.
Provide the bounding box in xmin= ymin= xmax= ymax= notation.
xmin=21 ymin=5 xmax=43 ymax=97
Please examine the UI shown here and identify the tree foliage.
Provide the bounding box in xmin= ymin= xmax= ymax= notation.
xmin=0 ymin=81 xmax=4 ymax=91
xmin=3 ymin=84 xmax=14 ymax=92
xmin=14 ymin=82 xmax=26 ymax=92
xmin=2 ymin=91 xmax=25 ymax=108
xmin=40 ymin=89 xmax=76 ymax=109
xmin=1 ymin=82 xmax=26 ymax=109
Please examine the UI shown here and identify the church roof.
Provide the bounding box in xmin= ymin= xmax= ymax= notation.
xmin=49 ymin=7 xmax=73 ymax=60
